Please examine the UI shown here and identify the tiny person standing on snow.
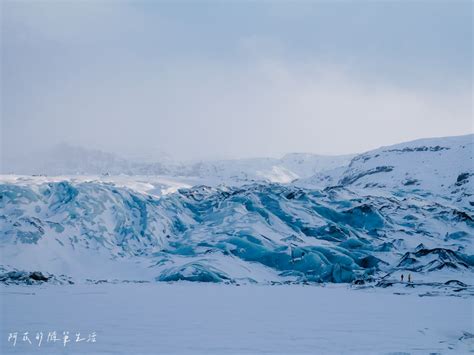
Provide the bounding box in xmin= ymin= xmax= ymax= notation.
xmin=408 ymin=274 xmax=412 ymax=283
xmin=401 ymin=274 xmax=404 ymax=282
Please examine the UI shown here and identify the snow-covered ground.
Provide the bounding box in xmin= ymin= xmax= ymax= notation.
xmin=1 ymin=283 xmax=472 ymax=354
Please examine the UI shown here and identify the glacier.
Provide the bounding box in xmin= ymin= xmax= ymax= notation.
xmin=1 ymin=135 xmax=473 ymax=290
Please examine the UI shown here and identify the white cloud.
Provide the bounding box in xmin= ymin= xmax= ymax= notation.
xmin=2 ymin=1 xmax=472 ymax=162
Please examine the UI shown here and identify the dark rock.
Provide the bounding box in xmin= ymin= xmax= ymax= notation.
xmin=29 ymin=271 xmax=48 ymax=281
xmin=445 ymin=280 xmax=467 ymax=287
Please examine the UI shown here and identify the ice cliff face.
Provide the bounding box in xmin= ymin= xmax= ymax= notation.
xmin=0 ymin=135 xmax=472 ymax=285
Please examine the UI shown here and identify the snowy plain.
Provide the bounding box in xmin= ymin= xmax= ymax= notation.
xmin=1 ymin=283 xmax=473 ymax=355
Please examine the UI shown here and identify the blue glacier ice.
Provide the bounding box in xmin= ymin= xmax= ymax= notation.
xmin=1 ymin=178 xmax=473 ymax=285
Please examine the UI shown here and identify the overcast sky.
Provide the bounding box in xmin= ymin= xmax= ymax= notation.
xmin=1 ymin=0 xmax=472 ymax=162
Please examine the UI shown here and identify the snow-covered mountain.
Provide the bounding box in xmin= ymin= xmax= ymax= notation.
xmin=0 ymin=135 xmax=472 ymax=290
xmin=2 ymin=143 xmax=178 ymax=176
xmin=1 ymin=143 xmax=353 ymax=185
xmin=297 ymin=134 xmax=473 ymax=208
xmin=182 ymin=153 xmax=353 ymax=185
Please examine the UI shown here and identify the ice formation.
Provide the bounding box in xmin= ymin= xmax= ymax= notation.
xmin=1 ymin=135 xmax=472 ymax=287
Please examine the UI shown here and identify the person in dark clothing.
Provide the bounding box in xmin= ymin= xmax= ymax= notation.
xmin=408 ymin=274 xmax=412 ymax=283
xmin=400 ymin=274 xmax=404 ymax=282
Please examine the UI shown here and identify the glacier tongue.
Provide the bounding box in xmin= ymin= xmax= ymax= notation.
xmin=1 ymin=179 xmax=472 ymax=286
xmin=1 ymin=134 xmax=472 ymax=287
